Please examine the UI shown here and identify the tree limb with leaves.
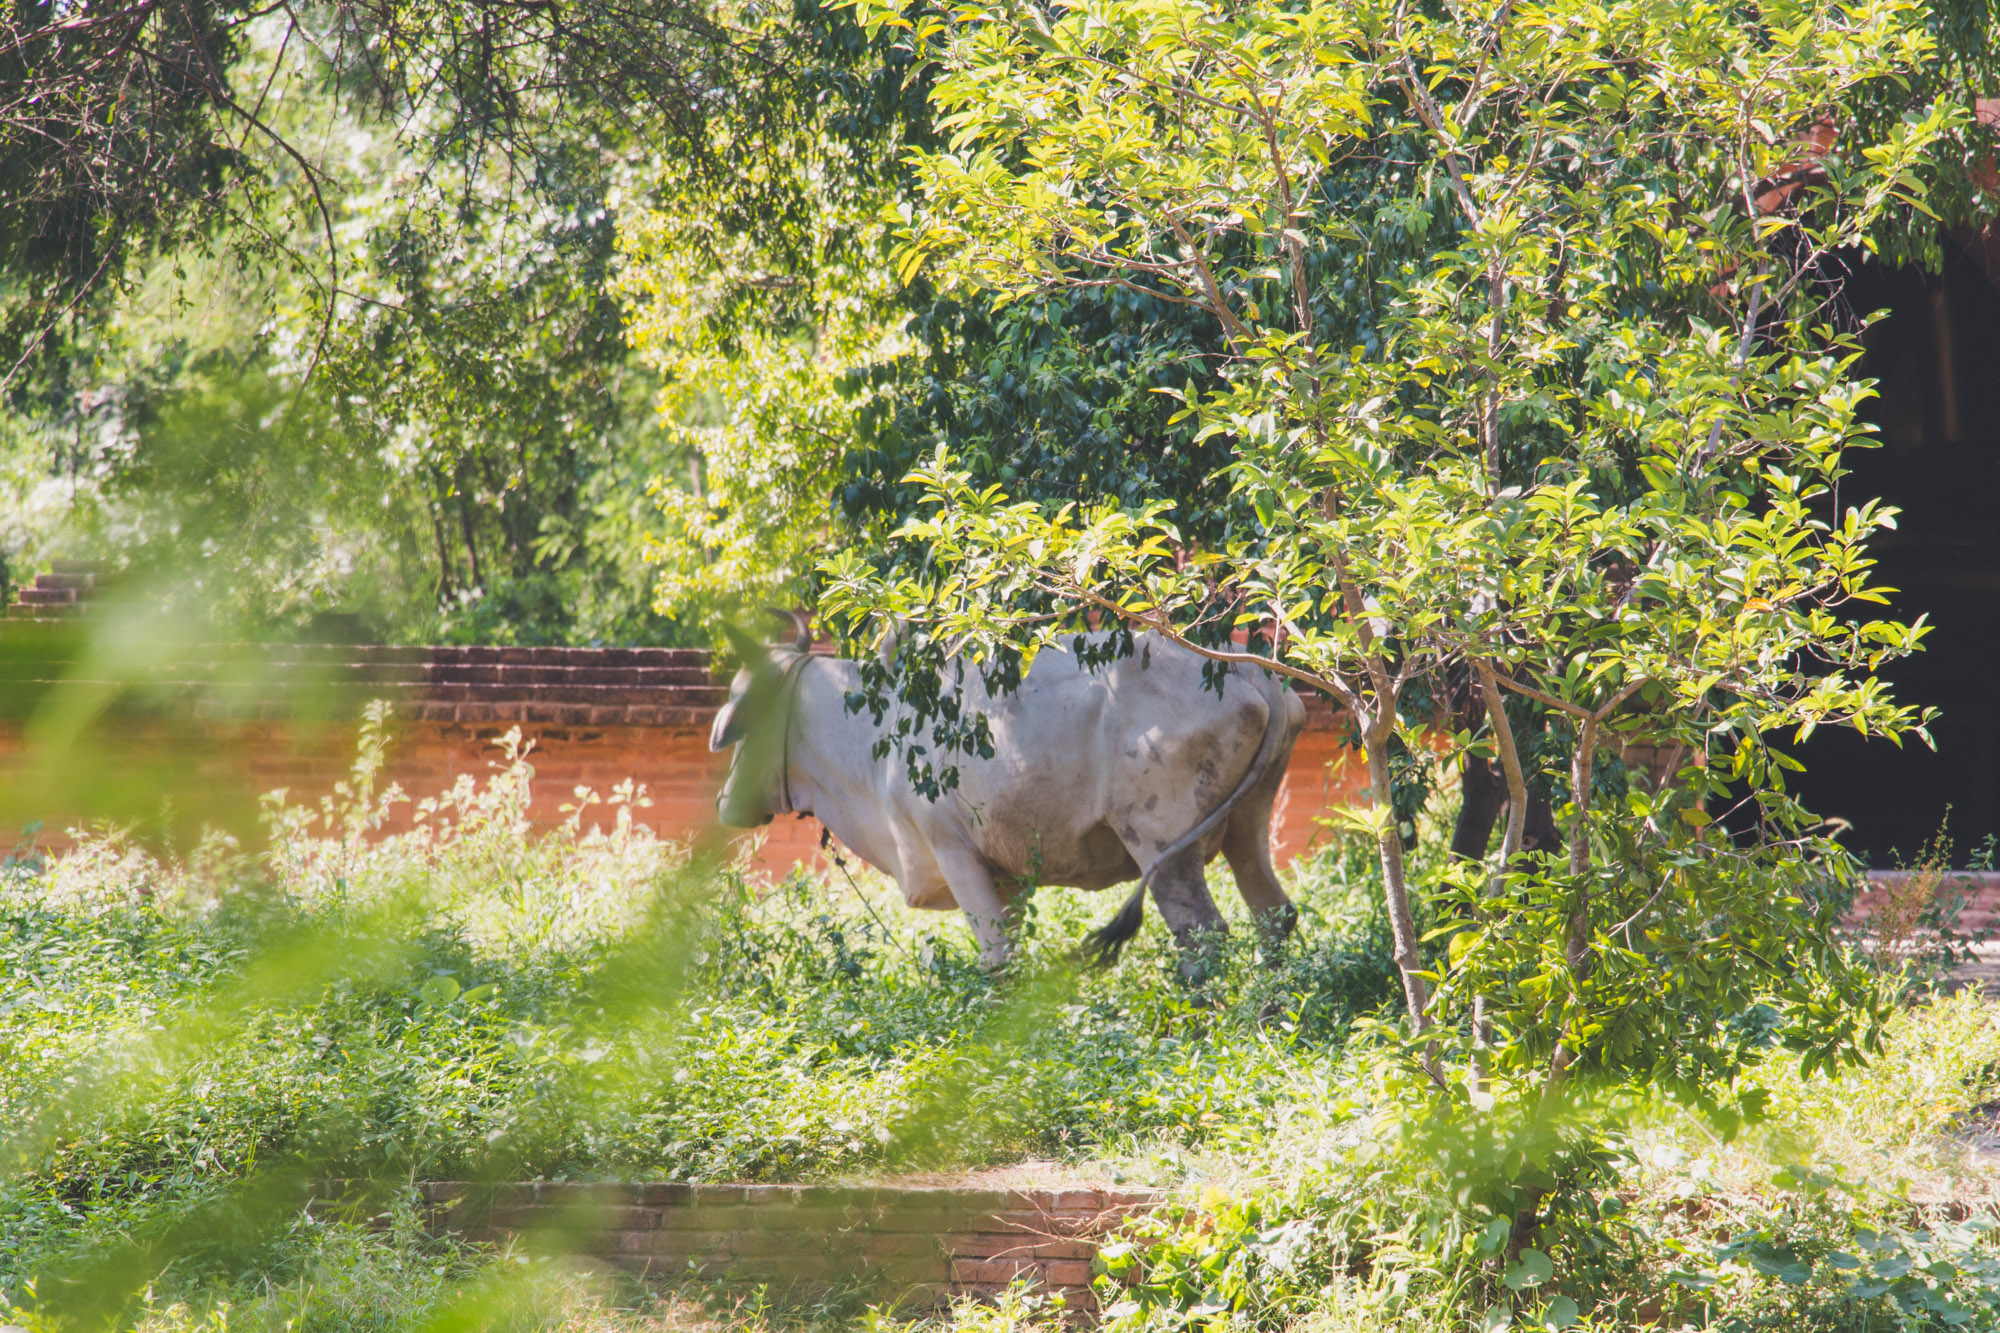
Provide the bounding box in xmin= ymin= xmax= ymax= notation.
xmin=824 ymin=0 xmax=1962 ymax=1210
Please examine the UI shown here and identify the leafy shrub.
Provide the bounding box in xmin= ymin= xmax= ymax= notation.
xmin=1853 ymin=822 xmax=1998 ymax=989
xmin=0 ymin=721 xmax=1402 ymax=1318
xmin=10 ymin=721 xmax=2000 ymax=1333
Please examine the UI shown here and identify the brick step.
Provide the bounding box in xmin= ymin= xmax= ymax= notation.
xmin=2 ymin=602 xmax=85 ymax=618
xmin=197 ymin=699 xmax=722 ymax=726
xmin=216 ymin=645 xmax=720 ymax=669
xmin=401 ymin=1180 xmax=1156 ymax=1311
xmin=0 ymin=674 xmax=732 ymax=704
xmin=48 ymin=559 xmax=108 ymax=575
xmin=30 ymin=572 xmax=96 ymax=591
xmin=15 ymin=587 xmax=77 ymax=605
xmin=418 ymin=665 xmax=721 ymax=687
xmin=402 ymin=646 xmax=717 ymax=668
xmin=1856 ymin=909 xmax=2000 ymax=930
xmin=416 ymin=683 xmax=731 ymax=707
xmin=52 ymin=664 xmax=725 ymax=688
xmin=247 ymin=681 xmax=731 ymax=706
xmin=0 ymin=650 xmax=725 ymax=678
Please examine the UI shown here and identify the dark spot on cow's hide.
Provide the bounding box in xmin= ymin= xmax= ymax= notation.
xmin=1145 ymin=794 xmax=1158 ymax=811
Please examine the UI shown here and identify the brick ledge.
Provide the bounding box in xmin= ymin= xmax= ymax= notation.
xmin=381 ymin=1180 xmax=1167 ymax=1309
xmin=0 ymin=640 xmax=1352 ymax=732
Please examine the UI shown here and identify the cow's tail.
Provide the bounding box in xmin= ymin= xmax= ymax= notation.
xmin=1081 ymin=672 xmax=1292 ymax=966
xmin=1081 ymin=883 xmax=1148 ymax=965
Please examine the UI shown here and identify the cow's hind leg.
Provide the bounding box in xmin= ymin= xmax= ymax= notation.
xmin=1222 ymin=806 xmax=1296 ymax=963
xmin=1145 ymin=846 xmax=1229 ymax=985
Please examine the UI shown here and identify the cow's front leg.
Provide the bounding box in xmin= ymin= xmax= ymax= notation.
xmin=936 ymin=851 xmax=1012 ymax=970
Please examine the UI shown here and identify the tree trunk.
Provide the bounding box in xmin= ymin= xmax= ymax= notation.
xmin=1471 ymin=663 xmax=1532 ymax=1095
xmin=1514 ymin=713 xmax=1606 ymax=1252
xmin=1521 ymin=792 xmax=1561 ymax=858
xmin=1452 ymin=754 xmax=1508 ymax=861
xmin=1368 ymin=725 xmax=1431 ymax=1034
xmin=1548 ymin=716 xmax=1600 ymax=1081
xmin=457 ymin=491 xmax=484 ymax=591
xmin=1452 ymin=754 xmax=1563 ymax=863
xmin=1567 ymin=716 xmax=1598 ymax=879
xmin=430 ymin=498 xmax=457 ymax=600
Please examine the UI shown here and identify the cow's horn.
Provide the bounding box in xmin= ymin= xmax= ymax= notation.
xmin=765 ymin=606 xmax=811 ymax=653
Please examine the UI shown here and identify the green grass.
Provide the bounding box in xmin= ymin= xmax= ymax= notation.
xmin=0 ymin=728 xmax=1404 ymax=1323
xmin=7 ymin=729 xmax=2000 ymax=1332
xmin=0 ymin=819 xmax=1397 ymax=1192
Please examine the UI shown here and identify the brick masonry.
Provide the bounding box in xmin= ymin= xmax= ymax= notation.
xmin=0 ymin=629 xmax=1368 ymax=876
xmin=2 ymin=624 xmax=1985 ymax=926
xmin=411 ymin=1181 xmax=1162 ymax=1309
xmin=3 ymin=559 xmax=109 ymax=619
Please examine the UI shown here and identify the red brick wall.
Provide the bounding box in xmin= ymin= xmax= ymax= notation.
xmin=0 ymin=638 xmax=1367 ymax=878
xmin=5 ymin=635 xmax=1964 ymax=935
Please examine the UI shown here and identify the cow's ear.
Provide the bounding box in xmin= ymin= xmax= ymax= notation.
xmin=709 ymin=697 xmax=747 ymax=752
xmin=713 ymin=623 xmax=767 ymax=750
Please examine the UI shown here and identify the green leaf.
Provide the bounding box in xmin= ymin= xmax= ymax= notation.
xmin=1505 ymin=1249 xmax=1554 ymax=1290
xmin=418 ymin=975 xmax=460 ymax=1006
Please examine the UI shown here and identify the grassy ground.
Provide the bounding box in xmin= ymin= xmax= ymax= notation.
xmin=5 ymin=729 xmax=2000 ymax=1331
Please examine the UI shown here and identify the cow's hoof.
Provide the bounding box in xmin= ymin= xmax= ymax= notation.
xmin=1256 ymin=914 xmax=1298 ymax=968
xmin=1174 ymin=953 xmax=1224 ymax=991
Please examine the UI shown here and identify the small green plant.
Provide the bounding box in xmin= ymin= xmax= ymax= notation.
xmin=1094 ymin=1193 xmax=1335 ymax=1329
xmin=1861 ymin=821 xmax=1996 ymax=987
xmin=1656 ymin=1174 xmax=2000 ymax=1331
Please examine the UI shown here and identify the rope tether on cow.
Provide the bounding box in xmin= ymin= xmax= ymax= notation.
xmin=774 ymin=650 xmax=815 ymax=816
xmin=1081 ymin=668 xmax=1293 ymax=965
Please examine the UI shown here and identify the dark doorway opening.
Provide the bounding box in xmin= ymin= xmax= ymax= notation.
xmin=1790 ymin=237 xmax=2000 ymax=866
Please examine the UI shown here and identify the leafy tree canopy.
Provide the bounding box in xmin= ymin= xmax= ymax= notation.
xmin=819 ymin=0 xmax=1990 ymax=1232
xmin=0 ymin=0 xmax=903 ymax=372
xmin=0 ymin=0 xmax=927 ymax=642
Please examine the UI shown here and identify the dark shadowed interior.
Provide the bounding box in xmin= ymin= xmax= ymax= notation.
xmin=1790 ymin=236 xmax=2000 ymax=865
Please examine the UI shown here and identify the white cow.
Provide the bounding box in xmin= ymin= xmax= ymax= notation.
xmin=710 ymin=620 xmax=1305 ymax=972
